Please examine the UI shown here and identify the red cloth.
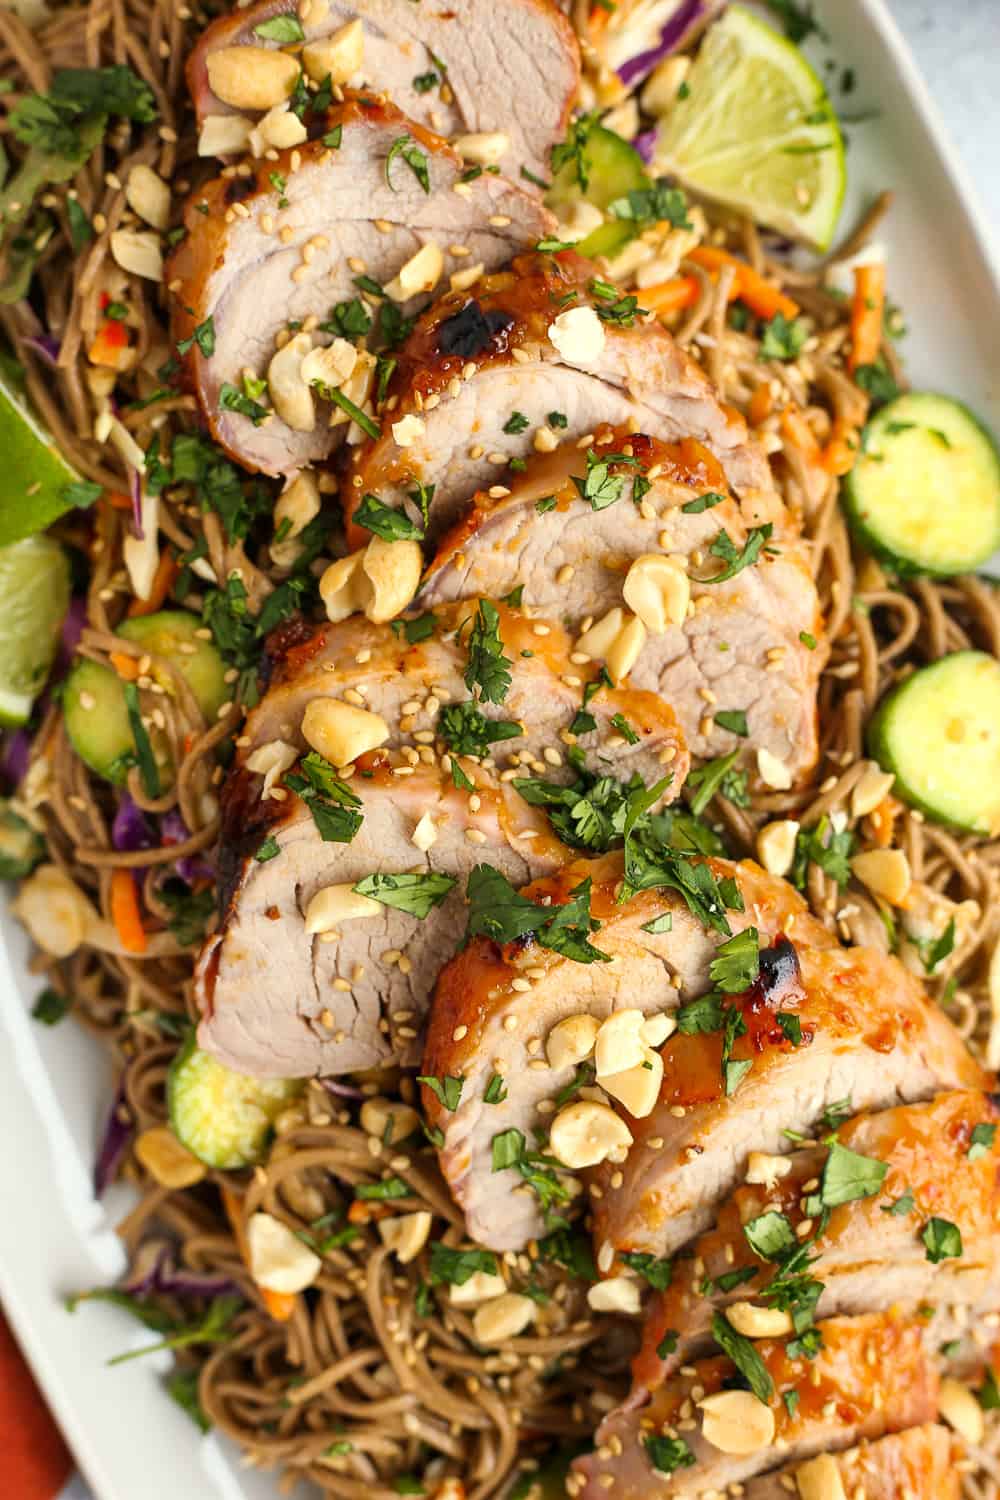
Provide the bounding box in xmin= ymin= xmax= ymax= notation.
xmin=0 ymin=1310 xmax=74 ymax=1499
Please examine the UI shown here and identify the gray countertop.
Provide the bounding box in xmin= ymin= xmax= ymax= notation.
xmin=887 ymin=0 xmax=1000 ymax=236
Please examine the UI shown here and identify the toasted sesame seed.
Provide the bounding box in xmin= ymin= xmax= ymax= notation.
xmin=503 ymin=1015 xmax=518 ymax=1031
xmin=466 ymin=828 xmax=487 ymax=843
xmin=511 ymin=978 xmax=532 ymax=993
xmin=452 ymin=1025 xmax=468 ymax=1041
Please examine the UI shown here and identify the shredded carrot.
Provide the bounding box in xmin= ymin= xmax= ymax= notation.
xmin=221 ymin=1185 xmax=297 ymax=1323
xmin=587 ymin=3 xmax=610 ymax=35
xmin=780 ymin=406 xmax=823 ymax=466
xmin=109 ymin=652 xmax=139 ymax=681
xmin=866 ymin=794 xmax=901 ymax=849
xmin=748 ymin=384 xmax=773 ymax=427
xmin=107 ymin=490 xmax=133 ymax=511
xmin=821 ymin=418 xmax=860 ymax=477
xmin=88 ymin=319 xmax=129 ymax=369
xmin=127 ymin=550 xmax=177 ymax=616
xmin=639 ymin=275 xmax=701 ymax=317
xmin=848 ymin=262 xmax=886 ymax=374
xmin=687 ymin=247 xmax=800 ymax=321
xmin=110 ymin=870 xmax=147 ymax=955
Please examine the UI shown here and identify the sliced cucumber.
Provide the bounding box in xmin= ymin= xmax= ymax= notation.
xmin=168 ymin=1034 xmax=304 ymax=1170
xmin=844 ymin=393 xmax=1000 ymax=577
xmin=867 ymin=651 xmax=1000 ymax=834
xmin=63 ymin=609 xmax=228 ymax=785
xmin=546 ymin=124 xmax=650 ymax=260
xmin=0 ymin=800 xmax=45 ymax=879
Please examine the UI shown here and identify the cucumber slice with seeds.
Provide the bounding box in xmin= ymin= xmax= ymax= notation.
xmin=867 ymin=651 xmax=1000 ymax=835
xmin=844 ymin=393 xmax=1000 ymax=577
xmin=168 ymin=1034 xmax=303 ymax=1170
xmin=63 ymin=609 xmax=228 ymax=785
xmin=546 ymin=124 xmax=650 ymax=260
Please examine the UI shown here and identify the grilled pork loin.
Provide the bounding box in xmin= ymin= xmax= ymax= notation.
xmin=589 ymin=943 xmax=989 ymax=1267
xmin=168 ymin=96 xmax=549 ymax=476
xmin=419 ymin=430 xmax=824 ymax=776
xmin=188 ymin=0 xmax=579 ymax=184
xmin=572 ymin=1312 xmax=938 ymax=1500
xmin=632 ymin=1089 xmax=1000 ymax=1388
xmin=742 ymin=1426 xmax=960 ymax=1500
xmin=342 ymin=253 xmax=776 ymax=547
xmin=196 ymin=607 xmax=687 ymax=1078
xmin=422 ymin=853 xmax=835 ymax=1251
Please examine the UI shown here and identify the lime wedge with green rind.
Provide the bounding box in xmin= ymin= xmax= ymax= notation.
xmin=653 ymin=6 xmax=846 ymax=251
xmin=0 ymin=364 xmax=91 ymax=548
xmin=0 ymin=534 xmax=71 ymax=727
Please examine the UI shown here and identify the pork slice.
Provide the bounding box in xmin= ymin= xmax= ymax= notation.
xmin=572 ymin=1312 xmax=938 ymax=1500
xmin=742 ymin=1426 xmax=960 ymax=1500
xmin=633 ymin=1089 xmax=1000 ymax=1388
xmin=419 ymin=430 xmax=824 ymax=775
xmin=187 ymin=0 xmax=579 ymax=184
xmin=589 ymin=947 xmax=990 ymax=1267
xmin=197 ymin=759 xmax=564 ymax=1078
xmin=198 ymin=604 xmax=689 ymax=1079
xmin=167 ymin=96 xmax=549 ymax=476
xmin=422 ymin=853 xmax=835 ymax=1251
xmin=342 ymin=252 xmax=776 ymax=547
xmin=237 ymin=601 xmax=690 ymax=795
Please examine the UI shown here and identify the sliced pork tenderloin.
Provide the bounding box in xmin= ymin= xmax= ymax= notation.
xmin=188 ymin=0 xmax=579 ymax=184
xmin=632 ymin=1088 xmax=1000 ymax=1389
xmin=197 ymin=759 xmax=562 ymax=1077
xmin=419 ymin=429 xmax=824 ymax=775
xmin=235 ymin=600 xmax=690 ymax=792
xmin=589 ymin=945 xmax=989 ymax=1269
xmin=341 ymin=252 xmax=776 ymax=547
xmin=572 ymin=1312 xmax=938 ymax=1500
xmin=421 ymin=852 xmax=835 ymax=1251
xmin=168 ymin=95 xmax=550 ymax=476
xmin=197 ymin=609 xmax=688 ymax=1078
xmin=742 ymin=1426 xmax=960 ymax=1500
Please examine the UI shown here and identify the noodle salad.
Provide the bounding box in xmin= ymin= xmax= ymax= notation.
xmin=1 ymin=2 xmax=999 ymax=1498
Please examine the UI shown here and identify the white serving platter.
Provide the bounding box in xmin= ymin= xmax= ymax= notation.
xmin=1 ymin=3 xmax=998 ymax=1497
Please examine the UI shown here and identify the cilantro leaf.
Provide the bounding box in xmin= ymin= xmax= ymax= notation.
xmin=418 ymin=1074 xmax=464 ymax=1111
xmin=354 ymin=492 xmax=424 ymax=541
xmin=463 ymin=599 xmax=513 ymax=704
xmin=386 ymin=135 xmax=430 ymax=193
xmin=705 ymin=523 xmax=774 ymax=584
xmin=711 ymin=1312 xmax=774 ymax=1403
xmin=352 ymin=871 xmax=456 ymax=918
xmin=820 ymin=1142 xmax=888 ymax=1207
xmin=921 ymin=1217 xmax=963 ymax=1263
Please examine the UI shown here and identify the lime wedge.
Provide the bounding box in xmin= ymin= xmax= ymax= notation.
xmin=0 ymin=535 xmax=71 ymax=727
xmin=0 ymin=364 xmax=87 ymax=548
xmin=653 ymin=6 xmax=846 ymax=250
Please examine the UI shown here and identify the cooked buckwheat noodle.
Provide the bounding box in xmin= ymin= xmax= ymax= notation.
xmin=2 ymin=3 xmax=997 ymax=1494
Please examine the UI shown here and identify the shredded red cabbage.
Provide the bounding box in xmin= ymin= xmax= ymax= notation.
xmin=112 ymin=793 xmax=156 ymax=853
xmin=1 ymin=729 xmax=31 ymax=787
xmin=124 ymin=1240 xmax=242 ymax=1301
xmin=321 ymin=1078 xmax=366 ymax=1100
xmin=94 ymin=1078 xmax=133 ymax=1197
xmin=160 ymin=809 xmax=215 ymax=881
xmin=129 ymin=466 xmax=144 ymax=537
xmin=633 ymin=127 xmax=658 ymax=164
xmin=21 ymin=333 xmax=61 ymax=368
xmin=616 ymin=0 xmax=721 ymax=88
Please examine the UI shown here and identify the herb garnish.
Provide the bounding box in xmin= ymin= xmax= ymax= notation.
xmin=385 ymin=135 xmax=430 ymax=194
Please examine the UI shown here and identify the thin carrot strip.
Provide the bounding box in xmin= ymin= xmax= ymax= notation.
xmin=687 ymin=247 xmax=800 ymax=321
xmin=748 ymin=384 xmax=773 ymax=427
xmin=821 ymin=419 xmax=860 ymax=477
xmin=110 ymin=870 xmax=147 ymax=954
xmin=221 ymin=1185 xmax=297 ymax=1323
xmin=848 ymin=262 xmax=886 ymax=374
xmin=780 ymin=406 xmax=823 ymax=466
xmin=107 ymin=490 xmax=133 ymax=511
xmin=127 ymin=550 xmax=177 ymax=616
xmin=109 ymin=652 xmax=139 ymax=680
xmin=88 ymin=319 xmax=129 ymax=369
xmin=639 ymin=274 xmax=701 ymax=316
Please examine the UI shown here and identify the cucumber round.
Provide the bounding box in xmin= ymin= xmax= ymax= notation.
xmin=0 ymin=799 xmax=45 ymax=880
xmin=168 ymin=1034 xmax=304 ymax=1170
xmin=844 ymin=393 xmax=1000 ymax=577
xmin=546 ymin=124 xmax=650 ymax=260
xmin=63 ymin=609 xmax=228 ymax=785
xmin=867 ymin=650 xmax=1000 ymax=834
